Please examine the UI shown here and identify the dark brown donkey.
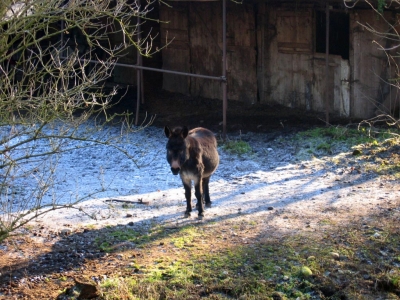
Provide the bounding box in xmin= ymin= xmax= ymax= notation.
xmin=164 ymin=126 xmax=219 ymax=218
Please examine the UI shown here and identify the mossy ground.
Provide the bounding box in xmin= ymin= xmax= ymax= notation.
xmin=2 ymin=90 xmax=400 ymax=300
xmin=2 ymin=125 xmax=399 ymax=299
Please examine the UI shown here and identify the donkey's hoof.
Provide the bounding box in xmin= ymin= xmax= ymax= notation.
xmin=197 ymin=214 xmax=204 ymax=220
xmin=195 ymin=202 xmax=204 ymax=210
xmin=184 ymin=212 xmax=191 ymax=218
xmin=205 ymin=202 xmax=212 ymax=208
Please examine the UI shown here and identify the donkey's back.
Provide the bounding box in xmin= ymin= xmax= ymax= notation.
xmin=188 ymin=127 xmax=219 ymax=177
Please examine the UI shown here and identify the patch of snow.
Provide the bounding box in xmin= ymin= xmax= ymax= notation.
xmin=1 ymin=122 xmax=398 ymax=232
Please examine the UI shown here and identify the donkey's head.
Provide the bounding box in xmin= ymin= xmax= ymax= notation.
xmin=164 ymin=126 xmax=189 ymax=175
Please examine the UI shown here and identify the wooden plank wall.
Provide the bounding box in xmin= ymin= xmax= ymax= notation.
xmin=158 ymin=2 xmax=399 ymax=119
xmin=159 ymin=3 xmax=191 ymax=95
xmin=260 ymin=5 xmax=317 ymax=110
xmin=223 ymin=3 xmax=257 ymax=104
xmin=310 ymin=54 xmax=334 ymax=113
xmin=351 ymin=10 xmax=389 ymax=118
xmin=188 ymin=2 xmax=223 ymax=100
xmin=351 ymin=10 xmax=400 ymax=118
xmin=159 ymin=1 xmax=257 ymax=104
xmin=258 ymin=4 xmax=394 ymax=119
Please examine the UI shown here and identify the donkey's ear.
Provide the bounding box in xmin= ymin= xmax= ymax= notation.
xmin=164 ymin=126 xmax=171 ymax=138
xmin=181 ymin=126 xmax=189 ymax=138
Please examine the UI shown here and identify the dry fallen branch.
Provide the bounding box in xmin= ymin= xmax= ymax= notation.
xmin=105 ymin=199 xmax=150 ymax=205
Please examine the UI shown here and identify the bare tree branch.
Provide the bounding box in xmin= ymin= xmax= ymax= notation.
xmin=0 ymin=0 xmax=161 ymax=241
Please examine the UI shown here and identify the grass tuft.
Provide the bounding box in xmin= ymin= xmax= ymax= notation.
xmin=221 ymin=139 xmax=252 ymax=155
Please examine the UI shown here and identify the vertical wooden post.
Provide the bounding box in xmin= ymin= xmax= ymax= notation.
xmin=222 ymin=0 xmax=227 ymax=138
xmin=141 ymin=68 xmax=144 ymax=104
xmin=325 ymin=1 xmax=330 ymax=126
xmin=135 ymin=14 xmax=141 ymax=126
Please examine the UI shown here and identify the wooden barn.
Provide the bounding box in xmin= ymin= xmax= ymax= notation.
xmin=111 ymin=0 xmax=400 ymax=123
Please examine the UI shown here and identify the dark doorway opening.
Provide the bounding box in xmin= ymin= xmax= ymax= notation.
xmin=316 ymin=10 xmax=350 ymax=60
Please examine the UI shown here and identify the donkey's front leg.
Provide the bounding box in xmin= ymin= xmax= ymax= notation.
xmin=183 ymin=181 xmax=192 ymax=217
xmin=194 ymin=178 xmax=205 ymax=218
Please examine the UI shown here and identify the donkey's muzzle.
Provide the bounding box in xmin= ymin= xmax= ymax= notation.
xmin=171 ymin=167 xmax=180 ymax=175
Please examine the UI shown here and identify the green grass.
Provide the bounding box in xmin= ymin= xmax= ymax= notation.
xmin=221 ymin=139 xmax=252 ymax=155
xmin=296 ymin=126 xmax=377 ymax=156
xmin=169 ymin=225 xmax=199 ymax=248
xmin=41 ymin=200 xmax=398 ymax=300
xmin=84 ymin=209 xmax=400 ymax=300
xmin=54 ymin=125 xmax=400 ymax=300
xmin=94 ymin=226 xmax=161 ymax=252
xmin=100 ymin=277 xmax=138 ymax=300
xmin=298 ymin=126 xmax=399 ymax=146
xmin=293 ymin=126 xmax=400 ymax=169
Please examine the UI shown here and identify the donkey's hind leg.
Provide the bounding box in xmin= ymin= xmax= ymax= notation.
xmin=202 ymin=176 xmax=212 ymax=208
xmin=194 ymin=178 xmax=205 ymax=218
xmin=182 ymin=179 xmax=192 ymax=218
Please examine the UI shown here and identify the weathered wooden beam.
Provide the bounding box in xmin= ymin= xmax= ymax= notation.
xmin=325 ymin=1 xmax=330 ymax=125
xmin=222 ymin=0 xmax=227 ymax=139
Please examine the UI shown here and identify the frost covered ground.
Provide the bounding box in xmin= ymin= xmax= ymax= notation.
xmin=14 ymin=122 xmax=398 ymax=234
xmin=2 ymin=120 xmax=400 ymax=299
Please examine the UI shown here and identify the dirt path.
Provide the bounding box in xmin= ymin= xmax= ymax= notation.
xmin=1 ymin=92 xmax=399 ymax=299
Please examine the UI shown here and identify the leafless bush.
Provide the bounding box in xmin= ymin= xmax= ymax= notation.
xmin=0 ymin=0 xmax=159 ymax=241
